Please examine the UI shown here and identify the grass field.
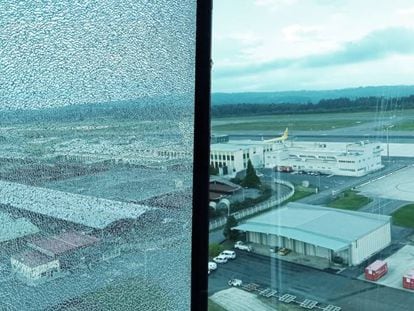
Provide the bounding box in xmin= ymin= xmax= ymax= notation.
xmin=327 ymin=190 xmax=372 ymax=210
xmin=285 ymin=185 xmax=316 ymax=203
xmin=213 ymin=119 xmax=362 ymax=131
xmin=212 ymin=109 xmax=414 ymax=132
xmin=392 ymin=204 xmax=414 ymax=227
xmin=390 ymin=120 xmax=414 ymax=131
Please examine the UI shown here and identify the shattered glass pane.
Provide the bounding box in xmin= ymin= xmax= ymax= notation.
xmin=0 ymin=1 xmax=195 ymax=310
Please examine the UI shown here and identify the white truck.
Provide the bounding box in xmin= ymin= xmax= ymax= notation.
xmin=228 ymin=278 xmax=243 ymax=287
xmin=234 ymin=241 xmax=252 ymax=252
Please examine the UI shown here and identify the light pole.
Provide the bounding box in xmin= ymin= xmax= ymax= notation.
xmin=385 ymin=125 xmax=394 ymax=163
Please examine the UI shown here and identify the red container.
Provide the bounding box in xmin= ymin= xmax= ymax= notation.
xmin=403 ymin=270 xmax=414 ymax=289
xmin=365 ymin=260 xmax=388 ymax=281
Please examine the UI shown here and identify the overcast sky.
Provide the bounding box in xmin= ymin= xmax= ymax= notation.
xmin=212 ymin=0 xmax=414 ymax=92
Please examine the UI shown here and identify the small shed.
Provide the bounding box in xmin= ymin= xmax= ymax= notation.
xmin=11 ymin=251 xmax=60 ymax=285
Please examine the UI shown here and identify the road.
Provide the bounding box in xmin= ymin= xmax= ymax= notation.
xmin=209 ymin=251 xmax=414 ymax=311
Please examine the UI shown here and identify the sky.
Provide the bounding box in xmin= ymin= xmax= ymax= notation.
xmin=212 ymin=0 xmax=414 ymax=92
xmin=0 ymin=1 xmax=196 ymax=110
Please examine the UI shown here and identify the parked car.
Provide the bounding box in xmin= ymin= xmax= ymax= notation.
xmin=220 ymin=250 xmax=236 ymax=259
xmin=234 ymin=241 xmax=252 ymax=252
xmin=277 ymin=247 xmax=291 ymax=256
xmin=213 ymin=255 xmax=228 ymax=264
xmin=208 ymin=262 xmax=217 ymax=271
xmin=228 ymin=278 xmax=243 ymax=287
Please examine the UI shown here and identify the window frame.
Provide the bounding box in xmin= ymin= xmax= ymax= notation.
xmin=191 ymin=1 xmax=212 ymax=311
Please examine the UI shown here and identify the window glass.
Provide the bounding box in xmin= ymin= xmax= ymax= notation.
xmin=0 ymin=1 xmax=196 ymax=310
xmin=209 ymin=1 xmax=414 ymax=311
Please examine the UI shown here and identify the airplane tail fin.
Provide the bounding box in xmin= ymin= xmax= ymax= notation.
xmin=282 ymin=128 xmax=288 ymax=140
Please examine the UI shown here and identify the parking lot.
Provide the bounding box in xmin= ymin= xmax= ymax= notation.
xmin=208 ymin=250 xmax=414 ymax=311
xmin=258 ymin=168 xmax=354 ymax=191
xmin=358 ymin=245 xmax=414 ymax=292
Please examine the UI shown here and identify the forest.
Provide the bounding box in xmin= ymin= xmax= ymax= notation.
xmin=212 ymin=95 xmax=414 ymax=118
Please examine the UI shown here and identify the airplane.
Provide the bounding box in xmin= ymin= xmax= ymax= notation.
xmin=264 ymin=128 xmax=288 ymax=143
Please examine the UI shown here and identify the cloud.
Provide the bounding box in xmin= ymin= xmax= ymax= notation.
xmin=216 ymin=32 xmax=261 ymax=46
xmin=214 ymin=27 xmax=414 ymax=79
xmin=397 ymin=7 xmax=414 ymax=16
xmin=282 ymin=24 xmax=322 ymax=42
xmin=254 ymin=0 xmax=298 ymax=9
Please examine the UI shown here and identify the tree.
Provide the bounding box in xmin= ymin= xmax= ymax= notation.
xmin=209 ymin=243 xmax=224 ymax=257
xmin=223 ymin=215 xmax=239 ymax=241
xmin=209 ymin=164 xmax=219 ymax=175
xmin=241 ymin=159 xmax=261 ymax=189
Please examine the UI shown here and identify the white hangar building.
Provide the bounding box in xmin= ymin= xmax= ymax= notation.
xmin=265 ymin=141 xmax=383 ymax=177
xmin=210 ymin=141 xmax=275 ymax=175
xmin=233 ymin=203 xmax=391 ymax=266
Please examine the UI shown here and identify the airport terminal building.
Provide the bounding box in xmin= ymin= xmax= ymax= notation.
xmin=233 ymin=203 xmax=391 ymax=266
xmin=211 ymin=136 xmax=383 ymax=177
xmin=265 ymin=141 xmax=383 ymax=177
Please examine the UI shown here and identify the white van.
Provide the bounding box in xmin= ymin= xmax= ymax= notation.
xmin=220 ymin=250 xmax=236 ymax=259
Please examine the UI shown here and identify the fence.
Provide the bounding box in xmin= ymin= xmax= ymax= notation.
xmin=209 ymin=179 xmax=295 ymax=231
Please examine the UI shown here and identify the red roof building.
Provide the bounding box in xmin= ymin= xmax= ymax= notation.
xmin=29 ymin=231 xmax=99 ymax=257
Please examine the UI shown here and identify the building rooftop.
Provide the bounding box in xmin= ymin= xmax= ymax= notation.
xmin=12 ymin=250 xmax=56 ymax=268
xmin=234 ymin=202 xmax=390 ymax=251
xmin=210 ymin=144 xmax=248 ymax=152
xmin=0 ymin=180 xmax=150 ymax=229
xmin=209 ymin=192 xmax=224 ymax=201
xmin=366 ymin=260 xmax=386 ymax=271
xmin=29 ymin=231 xmax=99 ymax=256
xmin=0 ymin=212 xmax=39 ymax=243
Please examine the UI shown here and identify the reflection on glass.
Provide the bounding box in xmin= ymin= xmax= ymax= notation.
xmin=0 ymin=1 xmax=195 ymax=310
xmin=209 ymin=1 xmax=414 ymax=310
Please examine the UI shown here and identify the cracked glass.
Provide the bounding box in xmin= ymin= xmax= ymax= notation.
xmin=0 ymin=1 xmax=196 ymax=310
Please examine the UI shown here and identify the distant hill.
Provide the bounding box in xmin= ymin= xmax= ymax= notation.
xmin=0 ymin=95 xmax=192 ymax=124
xmin=212 ymin=85 xmax=414 ymax=105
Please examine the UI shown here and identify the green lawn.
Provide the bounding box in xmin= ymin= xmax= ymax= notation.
xmin=212 ymin=109 xmax=414 ymax=132
xmin=327 ymin=190 xmax=372 ymax=210
xmin=285 ymin=185 xmax=316 ymax=203
xmin=212 ymin=119 xmax=362 ymax=132
xmin=392 ymin=204 xmax=414 ymax=227
xmin=390 ymin=120 xmax=414 ymax=131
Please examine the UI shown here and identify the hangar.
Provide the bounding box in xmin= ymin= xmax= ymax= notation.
xmin=0 ymin=180 xmax=150 ymax=231
xmin=233 ymin=202 xmax=391 ymax=266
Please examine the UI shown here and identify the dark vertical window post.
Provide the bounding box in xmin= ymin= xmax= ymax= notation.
xmin=192 ymin=1 xmax=212 ymax=311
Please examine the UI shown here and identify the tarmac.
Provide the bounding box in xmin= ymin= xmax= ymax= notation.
xmin=358 ymin=244 xmax=414 ymax=292
xmin=358 ymin=166 xmax=414 ymax=201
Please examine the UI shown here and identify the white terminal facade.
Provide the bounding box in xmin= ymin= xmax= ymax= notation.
xmin=210 ymin=132 xmax=383 ymax=177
